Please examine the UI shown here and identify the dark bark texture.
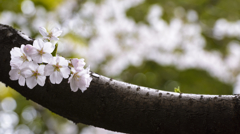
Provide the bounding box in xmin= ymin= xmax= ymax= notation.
xmin=0 ymin=24 xmax=240 ymax=134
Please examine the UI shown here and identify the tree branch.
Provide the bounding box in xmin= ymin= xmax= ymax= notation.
xmin=0 ymin=24 xmax=240 ymax=134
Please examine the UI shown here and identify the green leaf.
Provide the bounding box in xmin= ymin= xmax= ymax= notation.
xmin=174 ymin=86 xmax=181 ymax=93
xmin=52 ymin=43 xmax=58 ymax=56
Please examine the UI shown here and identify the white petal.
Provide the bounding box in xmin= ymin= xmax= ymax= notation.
xmin=59 ymin=57 xmax=68 ymax=66
xmin=41 ymin=53 xmax=53 ymax=63
xmin=21 ymin=45 xmax=32 ymax=61
xmin=24 ymin=45 xmax=38 ymax=56
xmin=68 ymin=74 xmax=73 ymax=83
xmin=33 ymin=40 xmax=41 ymax=50
xmin=78 ymin=58 xmax=85 ymax=66
xmin=50 ymin=57 xmax=57 ymax=65
xmin=50 ymin=36 xmax=59 ymax=41
xmin=51 ymin=27 xmax=59 ymax=32
xmin=49 ymin=74 xmax=56 ymax=84
xmin=78 ymin=76 xmax=89 ymax=92
xmin=50 ymin=71 xmax=59 ymax=84
xmin=26 ymin=77 xmax=37 ymax=89
xmin=50 ymin=36 xmax=59 ymax=42
xmin=43 ymin=42 xmax=55 ymax=53
xmin=39 ymin=27 xmax=48 ymax=37
xmin=78 ymin=85 xmax=88 ymax=93
xmin=10 ymin=47 xmax=22 ymax=58
xmin=20 ymin=45 xmax=26 ymax=53
xmin=44 ymin=65 xmax=54 ymax=76
xmin=43 ymin=36 xmax=50 ymax=40
xmin=28 ymin=62 xmax=39 ymax=71
xmin=11 ymin=64 xmax=19 ymax=69
xmin=78 ymin=76 xmax=87 ymax=87
xmin=21 ymin=68 xmax=33 ymax=78
xmin=70 ymin=67 xmax=77 ymax=74
xmin=18 ymin=75 xmax=25 ymax=86
xmin=55 ymin=56 xmax=60 ymax=63
xmin=21 ymin=61 xmax=31 ymax=69
xmin=9 ymin=69 xmax=20 ymax=80
xmin=78 ymin=73 xmax=92 ymax=90
xmin=38 ymin=39 xmax=45 ymax=49
xmin=34 ymin=39 xmax=44 ymax=50
xmin=52 ymin=27 xmax=62 ymax=37
xmin=71 ymin=58 xmax=85 ymax=71
xmin=55 ymin=71 xmax=63 ymax=84
xmin=70 ymin=78 xmax=78 ymax=92
xmin=37 ymin=76 xmax=46 ymax=86
xmin=80 ymin=86 xmax=87 ymax=93
xmin=10 ymin=58 xmax=23 ymax=67
xmin=76 ymin=69 xmax=86 ymax=76
xmin=32 ymin=54 xmax=42 ymax=63
xmin=86 ymin=65 xmax=91 ymax=72
xmin=85 ymin=75 xmax=92 ymax=87
xmin=26 ymin=54 xmax=32 ymax=61
xmin=72 ymin=58 xmax=80 ymax=63
xmin=60 ymin=67 xmax=70 ymax=78
xmin=38 ymin=65 xmax=45 ymax=75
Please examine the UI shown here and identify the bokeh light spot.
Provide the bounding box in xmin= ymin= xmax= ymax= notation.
xmin=1 ymin=97 xmax=17 ymax=112
xmin=21 ymin=106 xmax=37 ymax=123
xmin=21 ymin=0 xmax=35 ymax=15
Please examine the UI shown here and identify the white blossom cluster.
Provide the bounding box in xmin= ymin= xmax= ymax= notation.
xmin=9 ymin=27 xmax=92 ymax=92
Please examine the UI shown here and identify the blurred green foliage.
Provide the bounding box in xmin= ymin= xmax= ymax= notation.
xmin=0 ymin=0 xmax=62 ymax=12
xmin=127 ymin=0 xmax=240 ymax=26
xmin=204 ymin=35 xmax=237 ymax=56
xmin=0 ymin=0 xmax=23 ymax=12
xmin=126 ymin=0 xmax=240 ymax=56
xmin=64 ymin=32 xmax=88 ymax=46
xmin=32 ymin=0 xmax=63 ymax=10
xmin=119 ymin=60 xmax=232 ymax=95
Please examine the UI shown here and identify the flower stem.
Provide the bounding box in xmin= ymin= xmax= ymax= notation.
xmin=52 ymin=43 xmax=58 ymax=56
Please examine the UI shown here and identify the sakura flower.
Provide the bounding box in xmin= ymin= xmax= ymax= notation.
xmin=68 ymin=66 xmax=92 ymax=92
xmin=24 ymin=39 xmax=54 ymax=63
xmin=39 ymin=27 xmax=62 ymax=42
xmin=22 ymin=62 xmax=46 ymax=89
xmin=44 ymin=56 xmax=70 ymax=84
xmin=70 ymin=58 xmax=85 ymax=71
xmin=9 ymin=63 xmax=29 ymax=86
xmin=10 ymin=45 xmax=31 ymax=68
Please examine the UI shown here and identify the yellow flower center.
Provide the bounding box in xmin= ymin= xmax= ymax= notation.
xmin=21 ymin=54 xmax=28 ymax=62
xmin=38 ymin=49 xmax=45 ymax=55
xmin=32 ymin=70 xmax=40 ymax=78
xmin=54 ymin=63 xmax=62 ymax=72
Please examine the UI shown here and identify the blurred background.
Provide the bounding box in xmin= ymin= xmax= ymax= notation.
xmin=0 ymin=0 xmax=240 ymax=133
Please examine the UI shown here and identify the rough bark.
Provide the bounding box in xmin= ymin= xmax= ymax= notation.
xmin=0 ymin=24 xmax=240 ymax=134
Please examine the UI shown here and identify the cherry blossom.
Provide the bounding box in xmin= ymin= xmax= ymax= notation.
xmin=9 ymin=63 xmax=29 ymax=86
xmin=39 ymin=27 xmax=62 ymax=42
xmin=70 ymin=58 xmax=85 ymax=71
xmin=24 ymin=39 xmax=54 ymax=63
xmin=22 ymin=62 xmax=46 ymax=89
xmin=10 ymin=45 xmax=31 ymax=68
xmin=9 ymin=26 xmax=92 ymax=91
xmin=68 ymin=66 xmax=92 ymax=92
xmin=44 ymin=56 xmax=70 ymax=84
